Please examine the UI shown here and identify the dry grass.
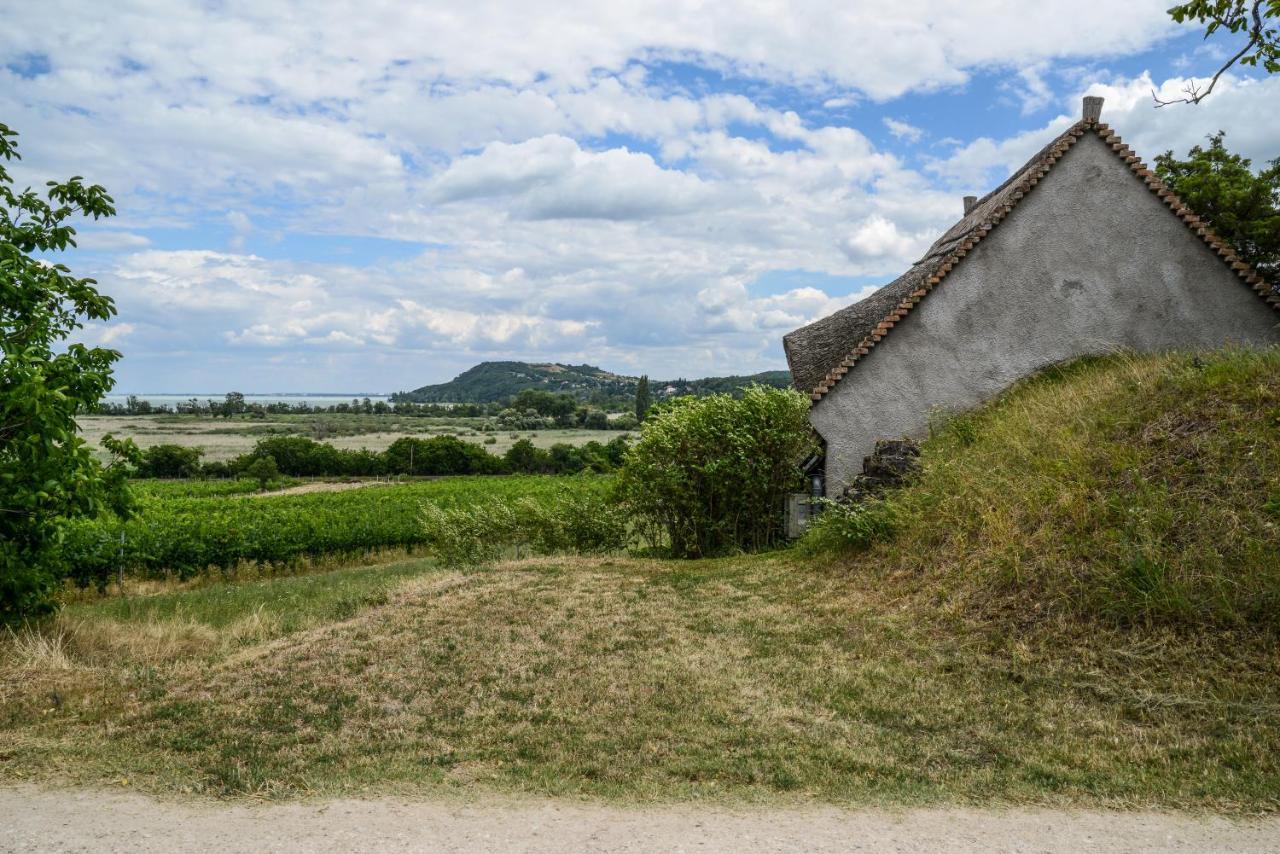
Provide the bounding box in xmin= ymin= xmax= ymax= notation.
xmin=80 ymin=415 xmax=613 ymax=462
xmin=2 ymin=553 xmax=1277 ymax=810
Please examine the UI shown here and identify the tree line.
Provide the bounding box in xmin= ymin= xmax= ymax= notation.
xmin=135 ymin=434 xmax=632 ymax=481
xmin=95 ymin=387 xmax=642 ymax=430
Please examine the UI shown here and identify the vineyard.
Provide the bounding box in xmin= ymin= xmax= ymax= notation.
xmin=61 ymin=475 xmax=613 ymax=586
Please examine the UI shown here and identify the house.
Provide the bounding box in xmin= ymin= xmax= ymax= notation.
xmin=783 ymin=96 xmax=1280 ymax=494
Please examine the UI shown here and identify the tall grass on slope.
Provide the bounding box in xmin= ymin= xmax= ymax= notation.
xmin=824 ymin=348 xmax=1280 ymax=631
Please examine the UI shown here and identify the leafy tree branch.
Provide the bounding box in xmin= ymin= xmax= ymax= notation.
xmin=1158 ymin=0 xmax=1280 ymax=105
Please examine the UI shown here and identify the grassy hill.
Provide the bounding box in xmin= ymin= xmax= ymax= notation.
xmin=812 ymin=346 xmax=1280 ymax=632
xmin=393 ymin=361 xmax=792 ymax=404
xmin=4 ymin=347 xmax=1278 ymax=808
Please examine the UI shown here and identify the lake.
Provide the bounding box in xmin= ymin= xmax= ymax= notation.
xmin=103 ymin=393 xmax=391 ymax=407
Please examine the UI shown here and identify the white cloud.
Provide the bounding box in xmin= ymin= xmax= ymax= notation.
xmin=1081 ymin=73 xmax=1280 ymax=165
xmin=0 ymin=2 xmax=1180 ymax=106
xmin=1006 ymin=62 xmax=1055 ymax=115
xmin=430 ymin=135 xmax=719 ymax=220
xmin=6 ymin=2 xmax=1262 ymax=391
xmin=928 ymin=72 xmax=1280 ymax=191
xmin=74 ymin=230 xmax=151 ymax=250
xmin=883 ymin=117 xmax=923 ymax=142
xmin=226 ymin=210 xmax=253 ymax=250
xmin=842 ymin=215 xmax=928 ymax=262
xmin=75 ymin=322 xmax=136 ymax=347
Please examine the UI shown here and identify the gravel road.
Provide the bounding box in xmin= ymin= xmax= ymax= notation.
xmin=2 ymin=786 xmax=1278 ymax=853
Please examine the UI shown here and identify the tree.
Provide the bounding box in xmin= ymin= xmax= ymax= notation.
xmin=243 ymin=455 xmax=280 ymax=491
xmin=1 ymin=122 xmax=138 ymax=622
xmin=1154 ymin=131 xmax=1280 ymax=277
xmin=137 ymin=444 xmax=203 ymax=478
xmin=1159 ymin=1 xmax=1280 ymax=105
xmin=634 ymin=374 xmax=651 ymax=422
xmin=504 ymin=438 xmax=548 ymax=474
xmin=512 ymin=388 xmax=576 ymax=421
xmin=617 ymin=385 xmax=817 ymax=558
xmin=223 ymin=391 xmax=246 ymax=418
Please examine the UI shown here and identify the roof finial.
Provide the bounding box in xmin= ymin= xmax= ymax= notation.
xmin=1082 ymin=95 xmax=1104 ymax=123
xmin=963 ymin=195 xmax=977 ymax=215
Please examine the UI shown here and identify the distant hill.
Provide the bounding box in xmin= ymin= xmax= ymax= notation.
xmin=392 ymin=361 xmax=792 ymax=405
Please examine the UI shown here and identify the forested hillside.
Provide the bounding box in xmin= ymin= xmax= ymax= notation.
xmin=394 ymin=361 xmax=791 ymax=405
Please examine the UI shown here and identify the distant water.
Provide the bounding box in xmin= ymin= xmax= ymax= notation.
xmin=102 ymin=393 xmax=391 ymax=407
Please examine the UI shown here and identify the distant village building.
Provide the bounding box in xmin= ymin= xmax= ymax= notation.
xmin=784 ymin=97 xmax=1280 ymax=494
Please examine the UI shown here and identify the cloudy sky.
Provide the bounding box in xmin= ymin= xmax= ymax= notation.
xmin=4 ymin=1 xmax=1277 ymax=392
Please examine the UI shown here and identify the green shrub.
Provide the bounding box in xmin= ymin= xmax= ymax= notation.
xmin=384 ymin=435 xmax=499 ymax=476
xmin=797 ymin=499 xmax=898 ymax=556
xmin=242 ymin=455 xmax=280 ymax=491
xmin=504 ymin=438 xmax=548 ymax=473
xmin=519 ymin=488 xmax=628 ymax=554
xmin=421 ymin=500 xmax=522 ymax=565
xmin=420 ymin=483 xmax=627 ymax=565
xmin=616 ymin=385 xmax=817 ymax=557
xmin=137 ymin=444 xmax=203 ymax=478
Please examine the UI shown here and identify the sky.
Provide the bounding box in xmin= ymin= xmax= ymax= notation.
xmin=3 ymin=1 xmax=1277 ymax=393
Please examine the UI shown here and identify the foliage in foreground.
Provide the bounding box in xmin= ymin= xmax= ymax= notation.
xmin=618 ymin=385 xmax=817 ymax=557
xmin=809 ymin=348 xmax=1280 ymax=632
xmin=0 ymin=122 xmax=137 ymax=624
xmin=1164 ymin=1 xmax=1280 ymax=105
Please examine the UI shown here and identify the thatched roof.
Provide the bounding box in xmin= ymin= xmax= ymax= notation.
xmin=783 ymin=108 xmax=1279 ymax=403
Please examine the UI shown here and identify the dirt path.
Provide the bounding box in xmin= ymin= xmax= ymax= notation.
xmin=241 ymin=480 xmax=388 ymax=498
xmin=2 ymin=786 xmax=1277 ymax=853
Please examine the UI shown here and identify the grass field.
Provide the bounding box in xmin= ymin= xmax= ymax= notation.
xmin=4 ymin=348 xmax=1278 ymax=810
xmin=80 ymin=414 xmax=619 ymax=462
xmin=3 ymin=552 xmax=1277 ymax=809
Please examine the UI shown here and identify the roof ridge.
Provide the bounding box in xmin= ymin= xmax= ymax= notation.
xmin=805 ymin=121 xmax=1279 ymax=402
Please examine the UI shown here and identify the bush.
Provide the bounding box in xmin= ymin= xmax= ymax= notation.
xmin=137 ymin=444 xmax=203 ymax=478
xmin=797 ymin=499 xmax=898 ymax=556
xmin=420 ymin=483 xmax=628 ymax=565
xmin=200 ymin=460 xmax=235 ymax=479
xmin=240 ymin=436 xmax=345 ymax=477
xmin=421 ymin=500 xmax=522 ymax=565
xmin=521 ymin=488 xmax=628 ymax=554
xmin=242 ymin=455 xmax=280 ymax=491
xmin=612 ymin=413 xmax=640 ymax=431
xmin=504 ymin=438 xmax=548 ymax=473
xmin=617 ymin=385 xmax=817 ymax=557
xmin=384 ymin=436 xmax=499 ymax=476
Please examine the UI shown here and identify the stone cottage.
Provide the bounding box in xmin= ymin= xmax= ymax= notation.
xmin=783 ymin=96 xmax=1280 ymax=493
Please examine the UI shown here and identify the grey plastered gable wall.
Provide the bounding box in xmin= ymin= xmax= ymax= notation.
xmin=811 ymin=130 xmax=1280 ymax=490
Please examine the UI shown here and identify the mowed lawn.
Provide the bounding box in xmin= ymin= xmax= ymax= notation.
xmin=3 ymin=552 xmax=1277 ymax=810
